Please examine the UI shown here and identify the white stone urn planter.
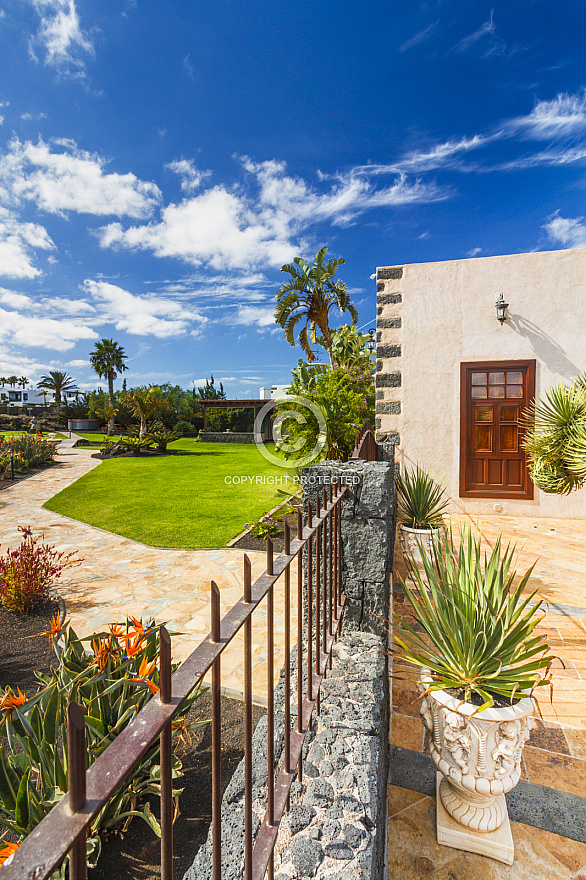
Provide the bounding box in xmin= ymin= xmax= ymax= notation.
xmin=418 ymin=671 xmax=533 ymax=865
xmin=398 ymin=524 xmax=442 ymax=566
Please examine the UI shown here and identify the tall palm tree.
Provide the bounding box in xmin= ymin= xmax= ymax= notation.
xmin=0 ymin=378 xmax=6 ymax=388
xmin=7 ymin=375 xmax=18 ymax=389
xmin=274 ymin=246 xmax=358 ymax=367
xmin=19 ymin=376 xmax=29 ymax=389
xmin=37 ymin=371 xmax=77 ymax=408
xmin=89 ymin=338 xmax=128 ymax=434
xmin=121 ymin=385 xmax=168 ymax=437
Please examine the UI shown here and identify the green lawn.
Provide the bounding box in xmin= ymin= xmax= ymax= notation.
xmin=0 ymin=431 xmax=67 ymax=439
xmin=43 ymin=440 xmax=290 ymax=548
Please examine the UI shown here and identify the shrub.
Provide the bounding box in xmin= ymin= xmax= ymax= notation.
xmin=0 ymin=527 xmax=80 ymax=613
xmin=145 ymin=421 xmax=183 ymax=451
xmin=117 ymin=436 xmax=153 ymax=454
xmin=0 ymin=436 xmax=56 ymax=475
xmin=396 ymin=465 xmax=449 ymax=529
xmin=278 ymin=362 xmax=375 ymax=463
xmin=248 ymin=515 xmax=281 ymax=540
xmin=0 ymin=617 xmax=206 ymax=873
xmin=175 ymin=419 xmax=195 ymax=434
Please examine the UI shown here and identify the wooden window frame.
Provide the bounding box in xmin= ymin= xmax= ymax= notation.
xmin=459 ymin=359 xmax=535 ymax=500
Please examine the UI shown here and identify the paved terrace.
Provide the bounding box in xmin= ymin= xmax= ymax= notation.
xmin=390 ymin=513 xmax=586 ymax=878
xmin=0 ymin=444 xmax=296 ymax=703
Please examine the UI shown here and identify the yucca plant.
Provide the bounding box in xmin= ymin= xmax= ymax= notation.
xmin=394 ymin=527 xmax=552 ymax=711
xmin=145 ymin=420 xmax=183 ymax=452
xmin=396 ymin=464 xmax=449 ymax=529
xmin=523 ymin=372 xmax=586 ymax=495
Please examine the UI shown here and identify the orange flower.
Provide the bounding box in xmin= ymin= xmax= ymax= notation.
xmin=129 ymin=655 xmax=159 ymax=695
xmin=0 ymin=687 xmax=26 ymax=717
xmin=23 ymin=613 xmax=62 ymax=644
xmin=122 ymin=631 xmax=144 ymax=657
xmin=91 ymin=637 xmax=120 ymax=673
xmin=109 ymin=622 xmax=124 ymax=638
xmin=0 ymin=841 xmax=19 ymax=866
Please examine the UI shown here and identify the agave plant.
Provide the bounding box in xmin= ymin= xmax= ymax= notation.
xmin=393 ymin=527 xmax=553 ymax=711
xmin=396 ymin=464 xmax=449 ymax=529
xmin=523 ymin=372 xmax=586 ymax=495
xmin=145 ymin=420 xmax=183 ymax=451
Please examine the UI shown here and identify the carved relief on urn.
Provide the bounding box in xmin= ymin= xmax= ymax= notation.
xmin=418 ymin=677 xmax=533 ymax=835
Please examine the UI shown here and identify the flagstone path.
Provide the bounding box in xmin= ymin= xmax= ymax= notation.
xmin=0 ymin=444 xmax=296 ymax=703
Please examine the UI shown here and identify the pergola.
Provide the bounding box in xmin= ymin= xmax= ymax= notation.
xmin=201 ymin=399 xmax=277 ymax=438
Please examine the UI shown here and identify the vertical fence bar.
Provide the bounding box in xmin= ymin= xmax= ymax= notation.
xmin=243 ymin=555 xmax=252 ymax=880
xmin=159 ymin=626 xmax=173 ymax=880
xmin=322 ymin=488 xmax=328 ymax=661
xmin=338 ymin=493 xmax=343 ymax=608
xmin=296 ymin=509 xmax=303 ymax=783
xmin=211 ymin=581 xmax=221 ymax=880
xmin=266 ymin=537 xmax=275 ymax=880
xmin=315 ymin=494 xmax=321 ymax=683
xmin=307 ymin=502 xmax=313 ymax=703
xmin=283 ymin=521 xmax=291 ymax=810
xmin=67 ymin=702 xmax=87 ymax=880
xmin=328 ymin=483 xmax=334 ymax=640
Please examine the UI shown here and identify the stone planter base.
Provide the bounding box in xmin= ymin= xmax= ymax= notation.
xmin=436 ymin=773 xmax=514 ymax=865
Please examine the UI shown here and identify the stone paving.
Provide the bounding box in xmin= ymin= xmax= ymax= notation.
xmin=390 ymin=512 xmax=586 ymax=878
xmin=0 ymin=444 xmax=296 ymax=703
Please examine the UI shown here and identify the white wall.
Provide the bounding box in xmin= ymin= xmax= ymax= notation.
xmin=376 ymin=247 xmax=586 ymax=518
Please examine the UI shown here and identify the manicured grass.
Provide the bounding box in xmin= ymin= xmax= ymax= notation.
xmin=43 ymin=440 xmax=290 ymax=548
xmin=75 ymin=432 xmax=122 ymax=441
xmin=0 ymin=431 xmax=67 ymax=439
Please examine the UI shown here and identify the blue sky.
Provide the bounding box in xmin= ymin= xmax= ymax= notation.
xmin=0 ymin=0 xmax=585 ymax=396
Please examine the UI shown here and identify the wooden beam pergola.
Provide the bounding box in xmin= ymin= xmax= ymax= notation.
xmin=201 ymin=399 xmax=277 ymax=434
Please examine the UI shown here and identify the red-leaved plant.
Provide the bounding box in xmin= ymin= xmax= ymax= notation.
xmin=0 ymin=527 xmax=80 ymax=614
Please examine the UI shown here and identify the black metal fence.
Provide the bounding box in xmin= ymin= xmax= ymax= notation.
xmin=3 ymin=485 xmax=347 ymax=880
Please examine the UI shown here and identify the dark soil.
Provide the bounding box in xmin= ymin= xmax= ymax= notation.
xmin=445 ymin=687 xmax=522 ymax=708
xmin=90 ymin=692 xmax=264 ymax=880
xmin=233 ymin=506 xmax=302 ymax=554
xmin=0 ymin=595 xmax=61 ymax=692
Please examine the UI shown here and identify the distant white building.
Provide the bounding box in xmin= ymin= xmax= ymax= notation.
xmin=259 ymin=384 xmax=291 ymax=400
xmin=0 ymin=385 xmax=79 ymax=408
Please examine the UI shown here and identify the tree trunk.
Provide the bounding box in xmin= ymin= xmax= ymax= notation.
xmin=140 ymin=416 xmax=146 ymax=438
xmin=108 ymin=372 xmax=115 ymax=435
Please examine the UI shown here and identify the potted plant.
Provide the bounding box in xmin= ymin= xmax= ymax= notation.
xmin=523 ymin=371 xmax=586 ymax=495
xmin=396 ymin=464 xmax=449 ymax=564
xmin=393 ymin=527 xmax=552 ymax=865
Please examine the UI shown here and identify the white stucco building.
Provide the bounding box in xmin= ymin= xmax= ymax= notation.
xmin=375 ymin=247 xmax=586 ymax=518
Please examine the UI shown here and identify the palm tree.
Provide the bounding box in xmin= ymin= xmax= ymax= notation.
xmin=19 ymin=376 xmax=29 ymax=390
xmin=0 ymin=378 xmax=6 ymax=388
xmin=274 ymin=246 xmax=358 ymax=367
xmin=7 ymin=375 xmax=18 ymax=389
xmin=121 ymin=385 xmax=169 ymax=437
xmin=37 ymin=371 xmax=77 ymax=408
xmin=89 ymin=338 xmax=128 ymax=434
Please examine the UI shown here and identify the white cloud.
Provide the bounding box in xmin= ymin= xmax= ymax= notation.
xmin=230 ymin=305 xmax=275 ymax=328
xmin=83 ymin=279 xmax=208 ymax=337
xmin=0 ymin=308 xmax=98 ymax=350
xmin=66 ymin=358 xmax=90 ymax=367
xmin=0 ymin=208 xmax=54 ymax=278
xmin=399 ymin=20 xmax=440 ymax=52
xmin=99 ymin=158 xmax=445 ymax=271
xmin=452 ymin=10 xmax=496 ymax=53
xmin=543 ymin=212 xmax=586 ymax=248
xmin=166 ymin=159 xmax=211 ymax=192
xmin=0 ymin=138 xmax=161 ymax=218
xmin=467 ymin=247 xmax=482 ymax=257
xmin=0 ymin=288 xmax=34 ymax=309
xmin=507 ymin=91 xmax=586 ymax=140
xmin=29 ymin=0 xmax=94 ymax=75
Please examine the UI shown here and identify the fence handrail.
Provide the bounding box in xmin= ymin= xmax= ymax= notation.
xmin=3 ymin=485 xmax=347 ymax=880
xmin=350 ymin=420 xmax=378 ymax=461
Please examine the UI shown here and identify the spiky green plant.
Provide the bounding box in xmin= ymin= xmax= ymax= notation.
xmin=396 ymin=465 xmax=449 ymax=529
xmin=394 ymin=527 xmax=552 ymax=711
xmin=523 ymin=373 xmax=586 ymax=495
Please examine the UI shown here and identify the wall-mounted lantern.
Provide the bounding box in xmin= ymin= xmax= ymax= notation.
xmin=367 ymin=329 xmax=376 ymax=354
xmin=495 ymin=292 xmax=509 ymax=325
